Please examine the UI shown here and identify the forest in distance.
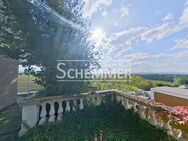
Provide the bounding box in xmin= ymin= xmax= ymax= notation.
xmin=135 ymin=73 xmax=188 ymax=82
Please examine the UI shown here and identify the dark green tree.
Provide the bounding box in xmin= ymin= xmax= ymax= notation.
xmin=0 ymin=0 xmax=99 ymax=95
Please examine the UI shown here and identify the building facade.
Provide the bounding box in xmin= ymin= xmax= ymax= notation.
xmin=151 ymin=87 xmax=188 ymax=107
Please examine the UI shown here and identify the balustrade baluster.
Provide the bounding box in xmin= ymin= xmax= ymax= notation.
xmin=148 ymin=110 xmax=157 ymax=126
xmin=121 ymin=99 xmax=125 ymax=106
xmin=65 ymin=101 xmax=71 ymax=112
xmin=163 ymin=120 xmax=173 ymax=135
xmin=138 ymin=105 xmax=146 ymax=120
xmin=72 ymin=100 xmax=77 ymax=111
xmin=19 ymin=104 xmax=40 ymax=136
xmin=116 ymin=96 xmax=121 ymax=102
xmin=156 ymin=116 xmax=163 ymax=128
xmin=133 ymin=102 xmax=138 ymax=112
xmin=124 ymin=99 xmax=131 ymax=110
xmin=92 ymin=96 xmax=97 ymax=106
xmin=172 ymin=128 xmax=182 ymax=140
xmin=49 ymin=102 xmax=56 ymax=122
xmin=79 ymin=98 xmax=84 ymax=110
xmin=94 ymin=135 xmax=98 ymax=141
xmin=57 ymin=101 xmax=64 ymax=121
xmin=99 ymin=132 xmax=103 ymax=141
xmin=39 ymin=103 xmax=47 ymax=125
xmin=96 ymin=96 xmax=102 ymax=106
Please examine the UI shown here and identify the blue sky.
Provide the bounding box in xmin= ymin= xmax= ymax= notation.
xmin=83 ymin=0 xmax=188 ymax=73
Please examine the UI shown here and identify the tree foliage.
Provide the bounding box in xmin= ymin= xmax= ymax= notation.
xmin=95 ymin=76 xmax=172 ymax=92
xmin=174 ymin=77 xmax=188 ymax=86
xmin=0 ymin=0 xmax=99 ymax=95
xmin=137 ymin=74 xmax=188 ymax=82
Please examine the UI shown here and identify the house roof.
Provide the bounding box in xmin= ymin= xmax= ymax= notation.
xmin=151 ymin=87 xmax=188 ymax=100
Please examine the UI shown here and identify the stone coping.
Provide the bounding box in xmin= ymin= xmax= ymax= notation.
xmin=18 ymin=90 xmax=115 ymax=106
xmin=18 ymin=89 xmax=181 ymax=117
xmin=115 ymin=90 xmax=175 ymax=113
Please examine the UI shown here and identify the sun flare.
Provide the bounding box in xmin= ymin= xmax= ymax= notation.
xmin=91 ymin=28 xmax=105 ymax=45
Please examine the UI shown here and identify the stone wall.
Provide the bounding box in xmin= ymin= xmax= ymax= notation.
xmin=0 ymin=56 xmax=18 ymax=111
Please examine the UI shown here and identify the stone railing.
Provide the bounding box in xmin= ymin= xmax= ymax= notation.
xmin=18 ymin=90 xmax=188 ymax=141
xmin=18 ymin=90 xmax=113 ymax=136
xmin=115 ymin=90 xmax=188 ymax=141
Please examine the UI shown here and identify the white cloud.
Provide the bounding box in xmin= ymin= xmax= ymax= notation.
xmin=99 ymin=27 xmax=147 ymax=60
xmin=108 ymin=7 xmax=187 ymax=45
xmin=172 ymin=38 xmax=188 ymax=49
xmin=99 ymin=37 xmax=188 ymax=72
xmin=127 ymin=53 xmax=150 ymax=63
xmin=179 ymin=4 xmax=188 ymax=26
xmin=91 ymin=0 xmax=188 ymax=73
xmin=83 ymin=0 xmax=112 ymax=17
xmin=162 ymin=13 xmax=173 ymax=22
xmin=103 ymin=39 xmax=132 ymax=59
xmin=110 ymin=27 xmax=146 ymax=42
xmin=141 ymin=23 xmax=175 ymax=43
xmin=141 ymin=2 xmax=188 ymax=43
xmin=103 ymin=1 xmax=188 ymax=62
xmin=102 ymin=11 xmax=107 ymax=17
xmin=125 ymin=51 xmax=188 ymax=73
xmin=110 ymin=2 xmax=188 ymax=45
xmin=120 ymin=6 xmax=129 ymax=18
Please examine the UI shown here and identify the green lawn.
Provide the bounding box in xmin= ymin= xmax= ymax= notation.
xmin=18 ymin=75 xmax=43 ymax=93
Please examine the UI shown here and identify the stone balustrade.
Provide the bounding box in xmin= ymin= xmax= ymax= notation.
xmin=18 ymin=90 xmax=188 ymax=141
xmin=18 ymin=90 xmax=113 ymax=136
xmin=115 ymin=90 xmax=188 ymax=141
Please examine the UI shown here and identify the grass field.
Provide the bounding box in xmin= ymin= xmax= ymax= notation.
xmin=17 ymin=75 xmax=44 ymax=93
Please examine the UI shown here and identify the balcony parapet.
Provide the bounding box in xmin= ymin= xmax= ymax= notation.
xmin=115 ymin=90 xmax=188 ymax=141
xmin=18 ymin=90 xmax=114 ymax=136
xmin=18 ymin=90 xmax=188 ymax=141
